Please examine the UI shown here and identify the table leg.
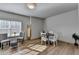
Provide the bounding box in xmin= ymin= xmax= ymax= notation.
xmin=0 ymin=43 xmax=1 ymax=48
xmin=9 ymin=41 xmax=10 ymax=46
xmin=22 ymin=39 xmax=24 ymax=44
xmin=48 ymin=40 xmax=50 ymax=45
xmin=41 ymin=40 xmax=42 ymax=45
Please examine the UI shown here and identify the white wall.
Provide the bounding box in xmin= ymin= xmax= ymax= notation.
xmin=0 ymin=11 xmax=44 ymax=39
xmin=44 ymin=9 xmax=78 ymax=43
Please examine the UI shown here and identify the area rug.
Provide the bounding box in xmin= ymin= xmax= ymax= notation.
xmin=28 ymin=44 xmax=47 ymax=52
xmin=8 ymin=44 xmax=47 ymax=55
xmin=13 ymin=49 xmax=31 ymax=55
xmin=26 ymin=51 xmax=39 ymax=55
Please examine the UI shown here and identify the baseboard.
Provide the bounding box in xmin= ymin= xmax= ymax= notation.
xmin=31 ymin=37 xmax=41 ymax=40
xmin=58 ymin=40 xmax=74 ymax=45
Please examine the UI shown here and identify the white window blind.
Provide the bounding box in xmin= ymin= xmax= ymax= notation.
xmin=0 ymin=20 xmax=21 ymax=36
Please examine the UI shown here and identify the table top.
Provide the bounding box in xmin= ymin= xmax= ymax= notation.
xmin=8 ymin=34 xmax=20 ymax=38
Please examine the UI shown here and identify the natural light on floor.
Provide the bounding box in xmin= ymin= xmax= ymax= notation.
xmin=12 ymin=44 xmax=47 ymax=55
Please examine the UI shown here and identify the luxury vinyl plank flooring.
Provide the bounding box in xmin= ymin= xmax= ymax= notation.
xmin=0 ymin=39 xmax=79 ymax=55
xmin=39 ymin=41 xmax=79 ymax=55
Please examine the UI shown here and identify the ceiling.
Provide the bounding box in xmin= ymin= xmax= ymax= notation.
xmin=0 ymin=3 xmax=78 ymax=18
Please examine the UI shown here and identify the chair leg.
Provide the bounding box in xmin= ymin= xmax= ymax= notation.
xmin=51 ymin=41 xmax=53 ymax=45
xmin=22 ymin=39 xmax=24 ymax=44
xmin=41 ymin=40 xmax=43 ymax=45
xmin=53 ymin=42 xmax=56 ymax=47
xmin=45 ymin=41 xmax=46 ymax=45
xmin=1 ymin=43 xmax=3 ymax=49
xmin=48 ymin=40 xmax=50 ymax=45
xmin=55 ymin=41 xmax=57 ymax=46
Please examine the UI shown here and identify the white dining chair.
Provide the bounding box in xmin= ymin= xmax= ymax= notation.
xmin=40 ymin=32 xmax=48 ymax=45
xmin=49 ymin=33 xmax=58 ymax=46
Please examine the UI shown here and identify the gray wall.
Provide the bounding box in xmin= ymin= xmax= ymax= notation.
xmin=0 ymin=11 xmax=44 ymax=39
xmin=31 ymin=18 xmax=44 ymax=39
xmin=44 ymin=9 xmax=78 ymax=43
xmin=78 ymin=4 xmax=79 ymax=26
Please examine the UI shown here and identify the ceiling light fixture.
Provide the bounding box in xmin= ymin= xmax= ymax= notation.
xmin=27 ymin=3 xmax=37 ymax=10
xmin=26 ymin=3 xmax=37 ymax=40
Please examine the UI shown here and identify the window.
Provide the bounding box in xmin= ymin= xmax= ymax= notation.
xmin=0 ymin=20 xmax=22 ymax=36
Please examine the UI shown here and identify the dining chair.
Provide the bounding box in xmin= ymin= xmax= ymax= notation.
xmin=0 ymin=33 xmax=10 ymax=49
xmin=41 ymin=32 xmax=48 ymax=45
xmin=48 ymin=33 xmax=58 ymax=46
xmin=17 ymin=32 xmax=25 ymax=44
xmin=10 ymin=38 xmax=18 ymax=48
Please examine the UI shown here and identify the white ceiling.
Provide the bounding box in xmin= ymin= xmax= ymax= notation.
xmin=0 ymin=3 xmax=78 ymax=18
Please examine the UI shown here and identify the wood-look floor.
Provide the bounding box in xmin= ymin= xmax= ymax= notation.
xmin=0 ymin=39 xmax=79 ymax=55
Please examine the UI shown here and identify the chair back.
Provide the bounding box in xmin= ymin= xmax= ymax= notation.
xmin=49 ymin=33 xmax=57 ymax=41
xmin=49 ymin=36 xmax=54 ymax=39
xmin=10 ymin=38 xmax=17 ymax=43
xmin=0 ymin=33 xmax=7 ymax=41
xmin=20 ymin=32 xmax=25 ymax=37
xmin=49 ymin=31 xmax=54 ymax=34
xmin=41 ymin=33 xmax=46 ymax=38
xmin=41 ymin=32 xmax=47 ymax=41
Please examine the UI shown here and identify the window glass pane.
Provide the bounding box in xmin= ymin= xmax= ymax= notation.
xmin=0 ymin=20 xmax=9 ymax=29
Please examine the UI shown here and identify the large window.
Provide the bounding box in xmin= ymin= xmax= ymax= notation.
xmin=0 ymin=20 xmax=21 ymax=36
